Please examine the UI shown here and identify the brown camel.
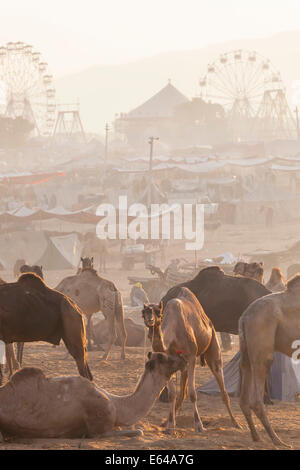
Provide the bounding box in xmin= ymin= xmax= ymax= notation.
xmin=56 ymin=257 xmax=127 ymax=360
xmin=142 ymin=288 xmax=240 ymax=433
xmin=234 ymin=262 xmax=264 ymax=284
xmin=239 ymin=274 xmax=300 ymax=447
xmin=93 ymin=317 xmax=147 ymax=348
xmin=0 ymin=352 xmax=186 ymax=440
xmin=265 ymin=268 xmax=286 ymax=293
xmin=0 ymin=273 xmax=92 ymax=386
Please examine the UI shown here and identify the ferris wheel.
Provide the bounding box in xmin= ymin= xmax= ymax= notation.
xmin=199 ymin=50 xmax=286 ymax=139
xmin=0 ymin=42 xmax=56 ymax=136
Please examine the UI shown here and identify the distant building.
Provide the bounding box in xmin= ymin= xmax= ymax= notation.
xmin=114 ymin=81 xmax=227 ymax=150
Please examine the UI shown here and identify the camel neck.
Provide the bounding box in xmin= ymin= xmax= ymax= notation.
xmin=108 ymin=371 xmax=166 ymax=427
xmin=152 ymin=324 xmax=165 ymax=352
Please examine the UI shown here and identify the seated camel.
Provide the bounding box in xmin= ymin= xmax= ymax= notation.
xmin=56 ymin=257 xmax=127 ymax=360
xmin=142 ymin=288 xmax=240 ymax=433
xmin=93 ymin=317 xmax=147 ymax=349
xmin=0 ymin=273 xmax=92 ymax=386
xmin=0 ymin=352 xmax=186 ymax=440
xmin=239 ymin=274 xmax=300 ymax=447
xmin=233 ymin=262 xmax=264 ymax=284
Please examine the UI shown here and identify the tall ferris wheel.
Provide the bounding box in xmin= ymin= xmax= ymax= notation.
xmin=0 ymin=42 xmax=56 ymax=136
xmin=199 ymin=49 xmax=294 ymax=141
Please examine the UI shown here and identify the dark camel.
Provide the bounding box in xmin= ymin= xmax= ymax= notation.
xmin=0 ymin=273 xmax=92 ymax=386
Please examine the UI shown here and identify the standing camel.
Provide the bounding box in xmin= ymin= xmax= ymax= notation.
xmin=0 ymin=273 xmax=92 ymax=386
xmin=142 ymin=288 xmax=240 ymax=433
xmin=56 ymin=257 xmax=127 ymax=360
xmin=239 ymin=274 xmax=300 ymax=447
xmin=0 ymin=352 xmax=186 ymax=440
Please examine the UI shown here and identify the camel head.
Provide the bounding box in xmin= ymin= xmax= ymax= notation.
xmin=145 ymin=351 xmax=187 ymax=380
xmin=234 ymin=262 xmax=264 ymax=283
xmin=20 ymin=265 xmax=44 ymax=280
xmin=80 ymin=257 xmax=94 ymax=270
xmin=142 ymin=302 xmax=163 ymax=328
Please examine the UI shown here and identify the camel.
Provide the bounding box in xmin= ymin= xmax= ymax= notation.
xmin=0 ymin=352 xmax=186 ymax=440
xmin=234 ymin=262 xmax=264 ymax=284
xmin=239 ymin=274 xmax=300 ymax=447
xmin=162 ymin=266 xmax=270 ymax=335
xmin=265 ymin=268 xmax=286 ymax=293
xmin=93 ymin=318 xmax=147 ymax=348
xmin=0 ymin=273 xmax=92 ymax=386
xmin=56 ymin=257 xmax=127 ymax=360
xmin=142 ymin=288 xmax=240 ymax=433
xmin=19 ymin=264 xmax=44 ymax=279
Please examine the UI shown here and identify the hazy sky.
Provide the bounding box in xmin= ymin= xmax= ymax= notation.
xmin=1 ymin=0 xmax=300 ymax=76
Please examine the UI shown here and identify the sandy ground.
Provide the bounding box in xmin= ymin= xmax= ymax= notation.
xmin=0 ymin=222 xmax=299 ymax=450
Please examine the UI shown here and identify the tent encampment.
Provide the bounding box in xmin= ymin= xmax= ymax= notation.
xmin=35 ymin=233 xmax=82 ymax=270
xmin=199 ymin=351 xmax=300 ymax=402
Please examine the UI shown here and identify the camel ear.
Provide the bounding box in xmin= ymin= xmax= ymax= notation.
xmin=147 ymin=351 xmax=152 ymax=360
xmin=81 ymin=257 xmax=83 ymax=262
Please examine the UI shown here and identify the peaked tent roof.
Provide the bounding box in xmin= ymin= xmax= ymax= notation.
xmin=127 ymin=82 xmax=189 ymax=119
xmin=35 ymin=234 xmax=82 ymax=271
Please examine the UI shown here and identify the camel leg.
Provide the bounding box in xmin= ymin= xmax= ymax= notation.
xmin=251 ymin=362 xmax=290 ymax=447
xmin=62 ymin=334 xmax=93 ymax=381
xmin=0 ymin=364 xmax=3 ymax=386
xmin=86 ymin=315 xmax=93 ymax=352
xmin=187 ymin=357 xmax=206 ymax=433
xmin=205 ymin=336 xmax=241 ymax=429
xmin=165 ymin=379 xmax=177 ymax=434
xmin=101 ymin=316 xmax=117 ymax=362
xmin=116 ymin=317 xmax=127 ymax=361
xmin=17 ymin=342 xmax=24 ymax=367
xmin=239 ymin=348 xmax=260 ymax=441
xmin=6 ymin=344 xmax=19 ymax=377
xmin=61 ymin=304 xmax=93 ymax=381
xmin=175 ymin=369 xmax=188 ymax=412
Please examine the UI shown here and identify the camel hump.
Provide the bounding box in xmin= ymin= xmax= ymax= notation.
xmin=196 ymin=266 xmax=224 ymax=279
xmin=10 ymin=367 xmax=45 ymax=385
xmin=18 ymin=272 xmax=46 ymax=288
xmin=177 ymin=287 xmax=199 ymax=304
